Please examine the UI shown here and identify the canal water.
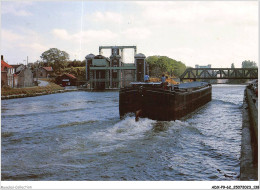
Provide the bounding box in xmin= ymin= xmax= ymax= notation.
xmin=1 ymin=85 xmax=245 ymax=181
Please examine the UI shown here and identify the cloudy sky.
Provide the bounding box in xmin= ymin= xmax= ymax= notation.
xmin=1 ymin=1 xmax=258 ymax=68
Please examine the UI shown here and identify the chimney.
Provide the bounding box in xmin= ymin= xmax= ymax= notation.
xmin=1 ymin=55 xmax=3 ymax=61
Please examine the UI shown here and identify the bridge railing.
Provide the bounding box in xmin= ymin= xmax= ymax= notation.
xmin=180 ymin=68 xmax=258 ymax=80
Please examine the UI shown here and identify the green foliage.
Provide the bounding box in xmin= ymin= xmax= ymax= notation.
xmin=240 ymin=60 xmax=257 ymax=83
xmin=61 ymin=67 xmax=86 ymax=80
xmin=146 ymin=56 xmax=186 ymax=77
xmin=228 ymin=60 xmax=258 ymax=84
xmin=228 ymin=63 xmax=237 ymax=83
xmin=38 ymin=48 xmax=87 ymax=81
xmin=242 ymin=60 xmax=258 ymax=68
xmin=40 ymin=48 xmax=70 ymax=72
xmin=67 ymin=60 xmax=85 ymax=67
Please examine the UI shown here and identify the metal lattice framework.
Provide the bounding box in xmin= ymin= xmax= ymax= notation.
xmin=180 ymin=68 xmax=258 ymax=80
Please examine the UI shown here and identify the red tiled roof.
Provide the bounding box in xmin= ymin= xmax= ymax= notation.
xmin=43 ymin=67 xmax=53 ymax=72
xmin=64 ymin=73 xmax=76 ymax=79
xmin=1 ymin=60 xmax=13 ymax=71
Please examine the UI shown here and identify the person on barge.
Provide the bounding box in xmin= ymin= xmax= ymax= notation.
xmin=161 ymin=74 xmax=166 ymax=83
xmin=144 ymin=74 xmax=150 ymax=82
xmin=161 ymin=74 xmax=169 ymax=89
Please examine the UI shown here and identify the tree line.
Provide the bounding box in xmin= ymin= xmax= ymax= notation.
xmin=228 ymin=60 xmax=258 ymax=83
xmin=146 ymin=55 xmax=186 ymax=78
xmin=30 ymin=48 xmax=85 ymax=80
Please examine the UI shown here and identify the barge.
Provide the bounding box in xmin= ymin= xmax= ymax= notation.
xmin=119 ymin=81 xmax=212 ymax=121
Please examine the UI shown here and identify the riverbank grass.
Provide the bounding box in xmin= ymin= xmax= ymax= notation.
xmin=1 ymin=83 xmax=64 ymax=97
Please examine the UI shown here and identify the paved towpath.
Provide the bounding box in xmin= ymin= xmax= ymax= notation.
xmin=38 ymin=79 xmax=49 ymax=87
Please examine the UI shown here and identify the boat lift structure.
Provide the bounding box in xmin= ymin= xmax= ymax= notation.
xmin=99 ymin=46 xmax=137 ymax=61
xmin=85 ymin=46 xmax=148 ymax=90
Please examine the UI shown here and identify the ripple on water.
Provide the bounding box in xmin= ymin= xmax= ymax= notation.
xmin=56 ymin=120 xmax=98 ymax=128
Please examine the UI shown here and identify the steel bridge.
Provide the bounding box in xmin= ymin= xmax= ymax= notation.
xmin=180 ymin=68 xmax=258 ymax=81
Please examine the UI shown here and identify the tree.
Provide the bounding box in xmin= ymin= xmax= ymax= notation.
xmin=68 ymin=59 xmax=85 ymax=67
xmin=40 ymin=48 xmax=70 ymax=72
xmin=146 ymin=55 xmax=186 ymax=77
xmin=228 ymin=63 xmax=236 ymax=83
xmin=228 ymin=60 xmax=257 ymax=84
xmin=242 ymin=60 xmax=257 ymax=68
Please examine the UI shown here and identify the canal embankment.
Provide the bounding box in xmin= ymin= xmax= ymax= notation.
xmin=240 ymin=85 xmax=258 ymax=180
xmin=1 ymin=83 xmax=78 ymax=100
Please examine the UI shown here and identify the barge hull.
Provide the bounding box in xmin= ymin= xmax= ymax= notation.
xmin=119 ymin=84 xmax=212 ymax=121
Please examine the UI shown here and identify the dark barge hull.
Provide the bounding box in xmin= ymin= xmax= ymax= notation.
xmin=119 ymin=82 xmax=212 ymax=121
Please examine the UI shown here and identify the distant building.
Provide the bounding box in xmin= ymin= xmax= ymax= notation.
xmin=14 ymin=67 xmax=34 ymax=88
xmin=37 ymin=67 xmax=54 ymax=78
xmin=10 ymin=64 xmax=25 ymax=73
xmin=194 ymin=64 xmax=219 ymax=83
xmin=1 ymin=55 xmax=15 ymax=87
xmin=56 ymin=73 xmax=77 ymax=87
xmin=195 ymin=64 xmax=211 ymax=68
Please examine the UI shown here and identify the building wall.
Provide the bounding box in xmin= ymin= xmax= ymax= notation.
xmin=24 ymin=68 xmax=34 ymax=87
xmin=56 ymin=75 xmax=77 ymax=86
xmin=14 ymin=76 xmax=18 ymax=88
xmin=89 ymin=68 xmax=136 ymax=89
xmin=17 ymin=65 xmax=25 ymax=72
xmin=38 ymin=69 xmax=48 ymax=78
xmin=86 ymin=50 xmax=145 ymax=89
xmin=13 ymin=65 xmax=25 ymax=73
xmin=36 ymin=68 xmax=54 ymax=78
xmin=17 ymin=68 xmax=34 ymax=87
xmin=92 ymin=59 xmax=108 ymax=66
xmin=7 ymin=68 xmax=15 ymax=87
xmin=195 ymin=64 xmax=211 ymax=68
xmin=1 ymin=72 xmax=7 ymax=86
xmin=122 ymin=70 xmax=135 ymax=87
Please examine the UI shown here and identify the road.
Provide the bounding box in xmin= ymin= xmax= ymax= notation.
xmin=38 ymin=79 xmax=49 ymax=87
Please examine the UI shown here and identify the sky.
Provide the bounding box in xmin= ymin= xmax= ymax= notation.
xmin=1 ymin=0 xmax=258 ymax=68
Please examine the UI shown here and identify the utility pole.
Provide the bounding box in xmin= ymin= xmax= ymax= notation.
xmin=35 ymin=61 xmax=38 ymax=86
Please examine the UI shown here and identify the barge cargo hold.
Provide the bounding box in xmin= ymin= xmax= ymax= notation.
xmin=119 ymin=82 xmax=212 ymax=121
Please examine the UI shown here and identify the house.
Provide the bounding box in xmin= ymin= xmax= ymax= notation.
xmin=56 ymin=73 xmax=77 ymax=87
xmin=1 ymin=55 xmax=15 ymax=87
xmin=37 ymin=67 xmax=54 ymax=78
xmin=14 ymin=67 xmax=34 ymax=88
xmin=10 ymin=64 xmax=25 ymax=73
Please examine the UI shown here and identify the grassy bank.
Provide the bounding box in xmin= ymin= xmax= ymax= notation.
xmin=1 ymin=83 xmax=64 ymax=97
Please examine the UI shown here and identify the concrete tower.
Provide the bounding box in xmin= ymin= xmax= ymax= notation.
xmin=85 ymin=54 xmax=95 ymax=81
xmin=134 ymin=53 xmax=146 ymax=82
